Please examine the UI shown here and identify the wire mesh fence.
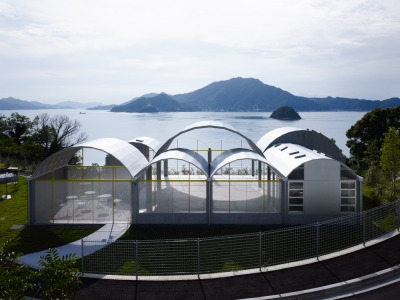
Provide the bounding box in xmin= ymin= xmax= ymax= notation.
xmin=81 ymin=199 xmax=400 ymax=277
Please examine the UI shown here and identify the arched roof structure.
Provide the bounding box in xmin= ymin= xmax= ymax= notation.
xmin=155 ymin=120 xmax=264 ymax=156
xmin=263 ymin=143 xmax=356 ymax=178
xmin=263 ymin=143 xmax=329 ymax=178
xmin=135 ymin=148 xmax=209 ymax=178
xmin=210 ymin=148 xmax=272 ymax=177
xmin=129 ymin=136 xmax=161 ymax=152
xmin=256 ymin=127 xmax=347 ymax=163
xmin=32 ymin=138 xmax=149 ymax=179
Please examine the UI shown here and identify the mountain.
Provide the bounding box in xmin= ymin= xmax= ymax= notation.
xmin=54 ymin=101 xmax=103 ymax=109
xmin=171 ymin=77 xmax=400 ymax=112
xmin=120 ymin=93 xmax=159 ymax=106
xmin=3 ymin=78 xmax=400 ymax=112
xmin=87 ymin=104 xmax=118 ymax=110
xmin=270 ymin=106 xmax=301 ymax=120
xmin=0 ymin=97 xmax=104 ymax=110
xmin=110 ymin=93 xmax=194 ymax=113
xmin=0 ymin=97 xmax=54 ymax=110
xmin=310 ymin=96 xmax=400 ymax=111
xmin=172 ymin=78 xmax=327 ymax=111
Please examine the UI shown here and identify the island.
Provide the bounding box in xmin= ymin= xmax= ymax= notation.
xmin=270 ymin=106 xmax=301 ymax=120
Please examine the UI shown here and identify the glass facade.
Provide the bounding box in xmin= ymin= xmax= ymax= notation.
xmin=34 ymin=164 xmax=132 ymax=224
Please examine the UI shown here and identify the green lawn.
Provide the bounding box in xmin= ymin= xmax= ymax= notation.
xmin=363 ymin=184 xmax=379 ymax=210
xmin=0 ymin=176 xmax=100 ymax=255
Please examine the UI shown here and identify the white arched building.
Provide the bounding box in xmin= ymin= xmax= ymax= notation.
xmin=28 ymin=121 xmax=362 ymax=225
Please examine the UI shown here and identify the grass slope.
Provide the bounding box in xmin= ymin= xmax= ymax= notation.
xmin=0 ymin=176 xmax=99 ymax=255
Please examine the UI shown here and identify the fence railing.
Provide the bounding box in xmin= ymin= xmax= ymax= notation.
xmin=81 ymin=200 xmax=400 ymax=278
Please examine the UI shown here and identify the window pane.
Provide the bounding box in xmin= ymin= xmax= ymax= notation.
xmin=341 ymin=197 xmax=355 ymax=205
xmin=289 ymin=190 xmax=303 ymax=197
xmin=289 ymin=198 xmax=303 ymax=205
xmin=289 ymin=182 xmax=303 ymax=189
xmin=341 ymin=190 xmax=355 ymax=197
xmin=341 ymin=182 xmax=355 ymax=189
xmin=289 ymin=206 xmax=303 ymax=212
xmin=341 ymin=206 xmax=355 ymax=212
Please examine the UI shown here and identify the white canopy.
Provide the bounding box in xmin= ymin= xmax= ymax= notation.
xmin=210 ymin=148 xmax=271 ymax=177
xmin=32 ymin=138 xmax=148 ymax=179
xmin=257 ymin=127 xmax=347 ymax=163
xmin=135 ymin=148 xmax=209 ymax=177
xmin=263 ymin=143 xmax=330 ymax=178
xmin=129 ymin=136 xmax=161 ymax=152
xmin=156 ymin=120 xmax=264 ymax=156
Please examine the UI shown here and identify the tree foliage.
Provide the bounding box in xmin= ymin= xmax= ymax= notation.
xmin=0 ymin=113 xmax=87 ymax=169
xmin=346 ymin=107 xmax=400 ymax=174
xmin=0 ymin=240 xmax=35 ymax=300
xmin=36 ymin=248 xmax=82 ymax=300
xmin=0 ymin=240 xmax=82 ymax=299
xmin=380 ymin=127 xmax=400 ymax=201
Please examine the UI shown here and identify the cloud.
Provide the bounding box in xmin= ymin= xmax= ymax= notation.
xmin=0 ymin=0 xmax=399 ymax=103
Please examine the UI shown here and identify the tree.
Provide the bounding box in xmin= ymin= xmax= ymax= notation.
xmin=0 ymin=114 xmax=7 ymax=138
xmin=0 ymin=113 xmax=36 ymax=164
xmin=380 ymin=127 xmax=400 ymax=201
xmin=346 ymin=107 xmax=400 ymax=174
xmin=35 ymin=113 xmax=88 ymax=156
xmin=0 ymin=113 xmax=87 ymax=169
xmin=5 ymin=112 xmax=35 ymax=145
xmin=36 ymin=248 xmax=82 ymax=300
xmin=0 ymin=241 xmax=82 ymax=299
xmin=0 ymin=240 xmax=36 ymax=299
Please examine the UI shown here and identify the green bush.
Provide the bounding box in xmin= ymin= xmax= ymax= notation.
xmin=0 ymin=240 xmax=82 ymax=300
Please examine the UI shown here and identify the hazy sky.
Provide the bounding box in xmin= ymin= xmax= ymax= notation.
xmin=1 ymin=0 xmax=400 ymax=104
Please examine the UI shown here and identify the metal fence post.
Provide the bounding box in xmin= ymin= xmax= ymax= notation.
xmin=316 ymin=223 xmax=319 ymax=260
xmin=397 ymin=199 xmax=400 ymax=232
xmin=363 ymin=212 xmax=366 ymax=246
xmin=136 ymin=240 xmax=138 ymax=281
xmin=259 ymin=232 xmax=262 ymax=272
xmin=197 ymin=238 xmax=200 ymax=279
xmin=81 ymin=239 xmax=84 ymax=276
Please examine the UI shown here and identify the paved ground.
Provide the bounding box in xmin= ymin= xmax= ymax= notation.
xmin=74 ymin=234 xmax=400 ymax=300
xmin=343 ymin=280 xmax=400 ymax=299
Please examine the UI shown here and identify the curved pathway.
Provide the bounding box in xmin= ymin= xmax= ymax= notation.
xmin=19 ymin=223 xmax=130 ymax=269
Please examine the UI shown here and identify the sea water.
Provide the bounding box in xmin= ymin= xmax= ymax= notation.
xmin=2 ymin=110 xmax=365 ymax=163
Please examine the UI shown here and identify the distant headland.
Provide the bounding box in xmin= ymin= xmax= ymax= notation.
xmin=1 ymin=77 xmax=399 ymax=112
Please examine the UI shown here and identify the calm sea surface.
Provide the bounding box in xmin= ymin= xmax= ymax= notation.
xmin=2 ymin=110 xmax=365 ymax=158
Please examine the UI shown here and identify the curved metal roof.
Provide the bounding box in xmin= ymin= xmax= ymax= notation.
xmin=129 ymin=136 xmax=161 ymax=152
xmin=135 ymin=148 xmax=209 ymax=178
xmin=256 ymin=127 xmax=347 ymax=163
xmin=32 ymin=138 xmax=149 ymax=179
xmin=155 ymin=120 xmax=263 ymax=156
xmin=263 ymin=143 xmax=331 ymax=177
xmin=210 ymin=148 xmax=271 ymax=177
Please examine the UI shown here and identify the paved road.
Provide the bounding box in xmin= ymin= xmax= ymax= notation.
xmin=343 ymin=280 xmax=400 ymax=299
xmin=74 ymin=234 xmax=400 ymax=299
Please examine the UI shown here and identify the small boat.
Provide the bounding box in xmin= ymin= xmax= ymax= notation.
xmin=79 ymin=112 xmax=87 ymax=114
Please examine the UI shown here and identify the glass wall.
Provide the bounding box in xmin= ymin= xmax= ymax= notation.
xmin=138 ymin=161 xmax=207 ymax=214
xmin=33 ymin=149 xmax=132 ymax=224
xmin=212 ymin=161 xmax=281 ymax=213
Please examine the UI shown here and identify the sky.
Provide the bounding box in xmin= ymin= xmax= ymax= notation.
xmin=1 ymin=0 xmax=400 ymax=105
